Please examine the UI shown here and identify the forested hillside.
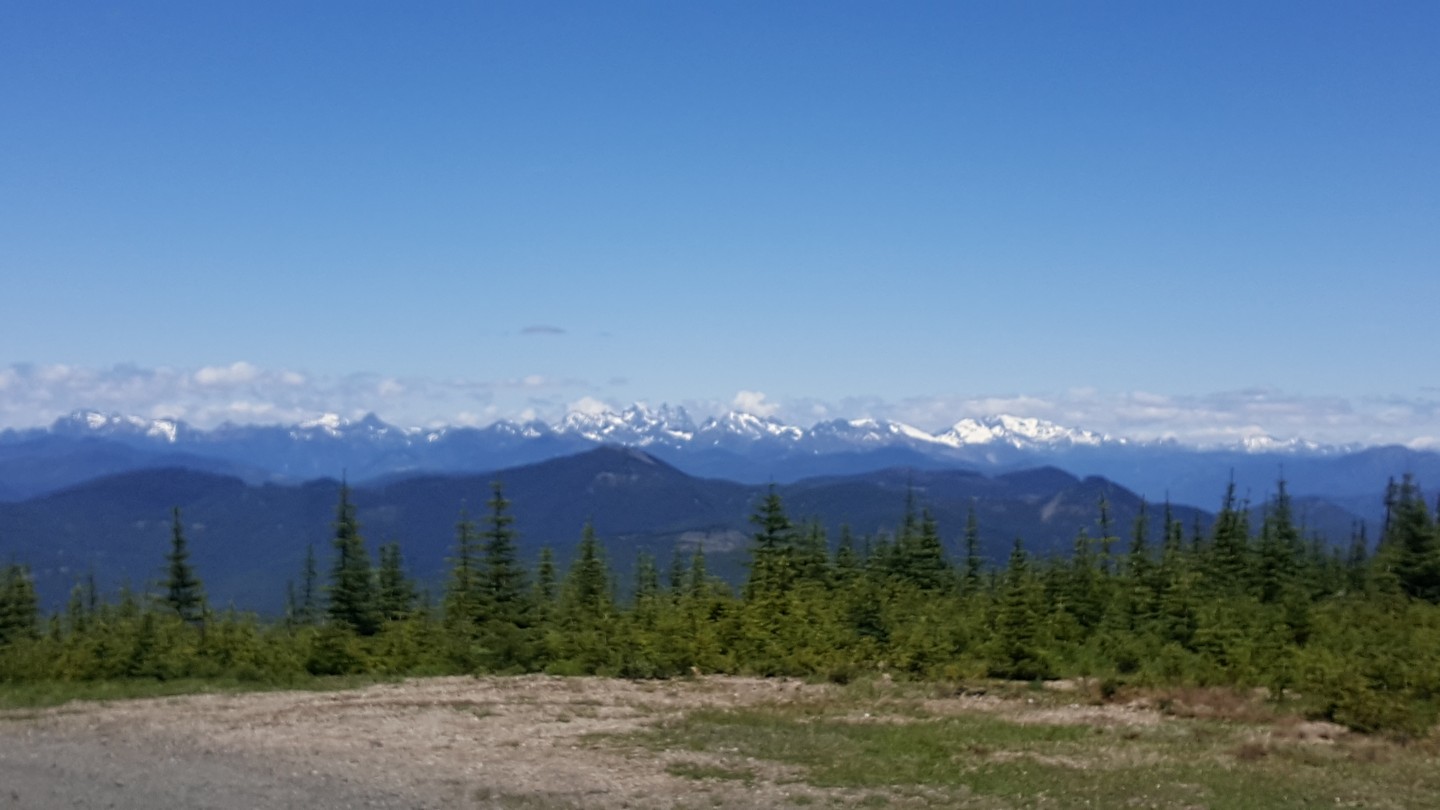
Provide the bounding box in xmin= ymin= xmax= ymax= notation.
xmin=1 ymin=447 xmax=1244 ymax=612
xmin=2 ymin=471 xmax=1438 ymax=736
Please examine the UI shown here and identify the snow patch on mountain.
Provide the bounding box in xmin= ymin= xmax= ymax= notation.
xmin=556 ymin=404 xmax=698 ymax=446
xmin=296 ymin=413 xmax=346 ymax=437
xmin=695 ymin=411 xmax=804 ymax=444
xmin=38 ymin=406 xmax=1364 ymax=457
xmin=937 ymin=415 xmax=1107 ymax=449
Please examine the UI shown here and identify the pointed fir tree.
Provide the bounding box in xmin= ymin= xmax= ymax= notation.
xmin=686 ymin=543 xmax=710 ymax=598
xmin=1345 ymin=521 xmax=1369 ymax=593
xmin=553 ymin=524 xmax=617 ymax=672
xmin=989 ymin=538 xmax=1050 ymax=680
xmin=745 ymin=485 xmax=797 ymax=599
xmin=534 ymin=546 xmax=558 ymax=623
xmin=1127 ymin=500 xmax=1153 ymax=582
xmin=1096 ymin=495 xmax=1117 ymax=576
xmin=1207 ymin=479 xmax=1252 ymax=593
xmin=834 ymin=524 xmax=861 ymax=582
xmin=0 ymin=564 xmax=40 ymax=645
xmin=326 ymin=481 xmax=381 ymax=636
xmin=1065 ymin=528 xmax=1101 ymax=629
xmin=564 ymin=523 xmax=614 ymax=619
xmin=445 ymin=508 xmax=481 ymax=629
xmin=481 ymin=480 xmax=529 ymax=626
xmin=962 ymin=504 xmax=984 ymax=594
xmin=376 ymin=540 xmax=417 ymax=622
xmin=1256 ymin=479 xmax=1304 ymax=603
xmin=1377 ymin=474 xmax=1440 ymax=603
xmin=904 ymin=508 xmax=950 ymax=591
xmin=795 ymin=520 xmax=831 ymax=586
xmin=162 ymin=506 xmax=207 ymax=625
xmin=294 ymin=543 xmax=320 ymax=625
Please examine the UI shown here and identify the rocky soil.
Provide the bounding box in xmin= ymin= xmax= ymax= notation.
xmin=0 ymin=675 xmax=856 ymax=809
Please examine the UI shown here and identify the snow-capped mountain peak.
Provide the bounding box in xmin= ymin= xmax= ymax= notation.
xmin=807 ymin=417 xmax=947 ymax=448
xmin=937 ymin=415 xmax=1107 ymax=449
xmin=695 ymin=411 xmax=804 ymax=444
xmin=31 ymin=405 xmax=1369 ymax=460
xmin=557 ymin=403 xmax=698 ymax=446
xmin=54 ymin=410 xmax=183 ymax=443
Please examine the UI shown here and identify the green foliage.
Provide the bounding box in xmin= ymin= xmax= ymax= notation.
xmin=5 ymin=475 xmax=1440 ymax=738
xmin=1377 ymin=475 xmax=1440 ymax=603
xmin=376 ymin=541 xmax=417 ymax=622
xmin=986 ymin=539 xmax=1051 ymax=680
xmin=162 ymin=507 xmax=207 ymax=624
xmin=480 ymin=480 xmax=530 ymax=623
xmin=745 ymin=485 xmax=797 ymax=600
xmin=0 ymin=564 xmax=40 ymax=645
xmin=624 ymin=684 xmax=1440 ymax=808
xmin=326 ymin=482 xmax=381 ymax=636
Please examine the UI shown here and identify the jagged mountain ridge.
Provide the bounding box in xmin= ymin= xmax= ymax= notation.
xmin=1 ymin=407 xmax=1436 ymax=522
xmin=19 ymin=406 xmax=1122 ymax=453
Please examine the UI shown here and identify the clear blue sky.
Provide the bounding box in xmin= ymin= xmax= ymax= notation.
xmin=2 ymin=2 xmax=1437 ymax=444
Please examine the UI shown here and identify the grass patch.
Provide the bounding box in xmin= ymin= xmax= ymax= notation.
xmin=617 ymin=684 xmax=1440 ymax=809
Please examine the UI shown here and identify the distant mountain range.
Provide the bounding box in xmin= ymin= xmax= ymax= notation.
xmin=1 ymin=446 xmax=1283 ymax=614
xmin=2 ymin=407 xmax=1436 ymax=520
xmin=3 ymin=403 xmax=1422 ymax=613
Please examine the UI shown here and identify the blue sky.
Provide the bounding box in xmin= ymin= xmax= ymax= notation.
xmin=2 ymin=2 xmax=1437 ymax=445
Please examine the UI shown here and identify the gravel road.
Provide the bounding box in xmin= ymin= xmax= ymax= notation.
xmin=0 ymin=676 xmax=835 ymax=810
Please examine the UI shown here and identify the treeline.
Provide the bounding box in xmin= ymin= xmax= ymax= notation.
xmin=3 ymin=476 xmax=1440 ymax=735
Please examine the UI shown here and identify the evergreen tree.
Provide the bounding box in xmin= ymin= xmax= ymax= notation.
xmin=834 ymin=525 xmax=861 ymax=582
xmin=445 ymin=509 xmax=481 ymax=628
xmin=0 ymin=564 xmax=39 ymax=645
xmin=326 ymin=482 xmax=381 ymax=636
xmin=1096 ymin=496 xmax=1117 ymax=576
xmin=1155 ymin=503 xmax=1197 ymax=647
xmin=1207 ymin=479 xmax=1252 ymax=592
xmin=1345 ymin=522 xmax=1369 ymax=593
xmin=481 ymin=481 xmax=529 ymax=623
xmin=1256 ymin=480 xmax=1304 ymax=603
xmin=296 ymin=543 xmax=320 ymax=625
xmin=745 ymin=485 xmax=797 ymax=599
xmin=1127 ymin=501 xmax=1152 ymax=581
xmin=1063 ymin=528 xmax=1101 ymax=629
xmin=666 ymin=548 xmax=687 ymax=594
xmin=1378 ymin=475 xmax=1440 ymax=603
xmin=535 ymin=546 xmax=558 ymax=612
xmin=476 ymin=480 xmax=533 ymax=670
xmin=794 ymin=520 xmax=831 ymax=586
xmin=686 ymin=543 xmax=710 ymax=598
xmin=901 ymin=508 xmax=950 ymax=591
xmin=376 ymin=541 xmax=417 ymax=621
xmin=988 ymin=538 xmax=1049 ymax=680
xmin=633 ymin=551 xmax=660 ymax=607
xmin=550 ymin=524 xmax=617 ymax=673
xmin=566 ymin=524 xmax=613 ymax=616
xmin=962 ymin=505 xmax=983 ymax=594
xmin=162 ymin=507 xmax=207 ymax=624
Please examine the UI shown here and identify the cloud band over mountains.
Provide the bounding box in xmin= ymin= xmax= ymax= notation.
xmin=0 ymin=362 xmax=1435 ymax=449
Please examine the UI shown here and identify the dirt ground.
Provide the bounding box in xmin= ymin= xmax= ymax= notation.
xmin=0 ymin=675 xmax=875 ymax=810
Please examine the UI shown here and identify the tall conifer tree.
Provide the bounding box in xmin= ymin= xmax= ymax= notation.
xmin=163 ymin=507 xmax=207 ymax=624
xmin=327 ymin=482 xmax=381 ymax=635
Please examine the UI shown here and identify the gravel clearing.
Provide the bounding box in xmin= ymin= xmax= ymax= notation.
xmin=0 ymin=676 xmax=855 ymax=810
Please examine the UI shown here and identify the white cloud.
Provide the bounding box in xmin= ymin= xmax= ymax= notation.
xmin=732 ymin=390 xmax=779 ymax=418
xmin=567 ymin=396 xmax=611 ymax=416
xmin=194 ymin=361 xmax=260 ymax=386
